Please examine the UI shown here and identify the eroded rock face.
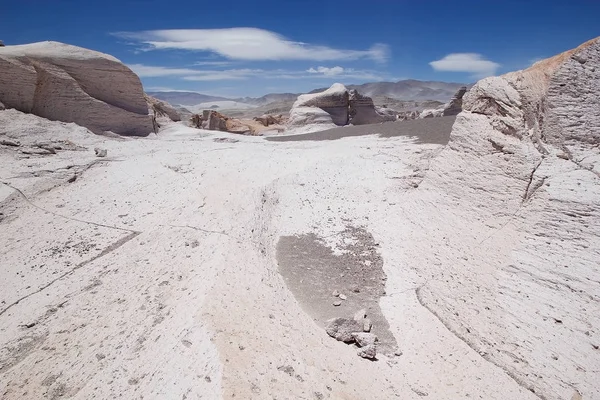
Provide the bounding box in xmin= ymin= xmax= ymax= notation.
xmin=413 ymin=37 xmax=600 ymax=399
xmin=145 ymin=94 xmax=181 ymax=122
xmin=348 ymin=89 xmax=397 ymax=125
xmin=442 ymin=86 xmax=467 ymax=116
xmin=287 ymin=84 xmax=396 ymax=132
xmin=0 ymin=41 xmax=153 ymax=136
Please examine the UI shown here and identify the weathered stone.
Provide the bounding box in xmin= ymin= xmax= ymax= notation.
xmin=0 ymin=138 xmax=20 ymax=147
xmin=325 ymin=318 xmax=363 ymax=342
xmin=352 ymin=332 xmax=378 ymax=347
xmin=348 ymin=89 xmax=396 ymax=125
xmin=442 ymin=86 xmax=468 ymax=116
xmin=357 ymin=345 xmax=377 ymax=359
xmin=0 ymin=41 xmax=154 ymax=136
xmin=353 ymin=309 xmax=366 ymax=321
xmin=288 ymin=84 xmax=396 ymax=132
xmin=94 ymin=147 xmax=107 ymax=157
xmin=363 ymin=318 xmax=372 ymax=332
xmin=145 ymin=94 xmax=181 ymax=122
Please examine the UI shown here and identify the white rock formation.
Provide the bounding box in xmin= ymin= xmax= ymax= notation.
xmin=404 ymin=36 xmax=600 ymax=400
xmin=0 ymin=41 xmax=154 ymax=136
xmin=291 ymin=83 xmax=350 ymax=126
xmin=287 ymin=83 xmax=396 ymax=133
xmin=419 ymin=108 xmax=444 ymax=118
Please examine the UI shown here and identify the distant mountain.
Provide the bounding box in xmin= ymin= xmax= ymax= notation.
xmin=310 ymin=80 xmax=468 ymax=102
xmin=146 ymin=92 xmax=230 ymax=106
xmin=234 ymin=93 xmax=299 ymax=106
xmin=148 ymin=80 xmax=468 ymax=110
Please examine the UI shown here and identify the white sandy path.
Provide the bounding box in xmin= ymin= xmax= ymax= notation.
xmin=0 ymin=116 xmax=540 ymax=399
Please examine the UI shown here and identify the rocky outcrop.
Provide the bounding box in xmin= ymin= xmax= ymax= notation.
xmin=145 ymin=94 xmax=181 ymax=122
xmin=411 ymin=37 xmax=600 ymax=400
xmin=419 ymin=108 xmax=444 ymax=118
xmin=190 ymin=110 xmax=284 ymax=135
xmin=348 ymin=89 xmax=397 ymax=125
xmin=442 ymin=86 xmax=467 ymax=116
xmin=253 ymin=114 xmax=285 ymax=127
xmin=287 ymin=84 xmax=397 ymax=132
xmin=0 ymin=41 xmax=153 ymax=136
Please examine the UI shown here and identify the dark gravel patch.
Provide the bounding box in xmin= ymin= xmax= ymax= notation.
xmin=266 ymin=116 xmax=456 ymax=145
xmin=276 ymin=226 xmax=397 ymax=354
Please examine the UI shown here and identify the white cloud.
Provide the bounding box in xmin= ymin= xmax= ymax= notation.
xmin=128 ymin=64 xmax=201 ymax=77
xmin=307 ymin=66 xmax=345 ymax=76
xmin=129 ymin=63 xmax=387 ymax=82
xmin=115 ymin=28 xmax=389 ymax=62
xmin=429 ymin=53 xmax=500 ymax=78
xmin=193 ymin=60 xmax=235 ymax=67
xmin=182 ymin=69 xmax=264 ymax=81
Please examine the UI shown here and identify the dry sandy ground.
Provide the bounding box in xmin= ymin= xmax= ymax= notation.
xmin=0 ymin=110 xmax=597 ymax=399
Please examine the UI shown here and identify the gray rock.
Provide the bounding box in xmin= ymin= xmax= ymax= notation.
xmin=442 ymin=86 xmax=468 ymax=116
xmin=332 ymin=301 xmax=342 ymax=307
xmin=339 ymin=293 xmax=347 ymax=300
xmin=0 ymin=138 xmax=20 ymax=147
xmin=348 ymin=89 xmax=396 ymax=125
xmin=363 ymin=318 xmax=372 ymax=332
xmin=94 ymin=147 xmax=107 ymax=157
xmin=357 ymin=345 xmax=377 ymax=359
xmin=352 ymin=332 xmax=378 ymax=347
xmin=325 ymin=318 xmax=363 ymax=342
xmin=353 ymin=308 xmax=367 ymax=321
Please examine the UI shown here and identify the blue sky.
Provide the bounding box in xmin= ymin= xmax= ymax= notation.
xmin=2 ymin=0 xmax=599 ymax=97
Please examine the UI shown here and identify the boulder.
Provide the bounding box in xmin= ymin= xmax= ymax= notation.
xmin=442 ymin=86 xmax=468 ymax=116
xmin=287 ymin=83 xmax=396 ymax=132
xmin=292 ymin=83 xmax=349 ymax=126
xmin=254 ymin=114 xmax=285 ymax=127
xmin=145 ymin=94 xmax=181 ymax=122
xmin=0 ymin=41 xmax=153 ymax=136
xmin=325 ymin=318 xmax=363 ymax=343
xmin=287 ymin=106 xmax=337 ymax=133
xmin=348 ymin=89 xmax=396 ymax=125
xmin=419 ymin=108 xmax=444 ymax=119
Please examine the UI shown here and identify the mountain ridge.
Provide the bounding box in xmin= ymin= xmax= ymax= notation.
xmin=148 ymin=79 xmax=469 ymax=107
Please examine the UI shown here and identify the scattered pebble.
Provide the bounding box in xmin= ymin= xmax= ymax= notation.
xmin=333 ymin=301 xmax=342 ymax=306
xmin=339 ymin=294 xmax=347 ymax=300
xmin=332 ymin=290 xmax=340 ymax=297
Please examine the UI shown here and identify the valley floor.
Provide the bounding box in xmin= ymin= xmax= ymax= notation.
xmin=0 ymin=113 xmax=597 ymax=399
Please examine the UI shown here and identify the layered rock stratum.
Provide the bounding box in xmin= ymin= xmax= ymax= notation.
xmin=0 ymin=41 xmax=153 ymax=136
xmin=287 ymin=83 xmax=397 ymax=132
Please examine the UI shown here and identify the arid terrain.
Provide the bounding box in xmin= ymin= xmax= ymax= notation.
xmin=1 ymin=35 xmax=599 ymax=400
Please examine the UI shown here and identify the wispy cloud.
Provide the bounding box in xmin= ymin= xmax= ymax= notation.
xmin=129 ymin=63 xmax=387 ymax=82
xmin=307 ymin=66 xmax=345 ymax=76
xmin=429 ymin=53 xmax=500 ymax=78
xmin=128 ymin=64 xmax=201 ymax=77
xmin=114 ymin=28 xmax=389 ymax=62
xmin=193 ymin=60 xmax=235 ymax=67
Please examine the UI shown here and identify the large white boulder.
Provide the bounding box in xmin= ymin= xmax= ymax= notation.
xmin=0 ymin=41 xmax=154 ymax=136
xmin=287 ymin=83 xmax=397 ymax=132
xmin=292 ymin=83 xmax=350 ymax=126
